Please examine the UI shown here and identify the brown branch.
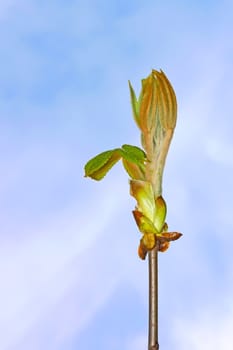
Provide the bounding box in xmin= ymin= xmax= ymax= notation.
xmin=148 ymin=246 xmax=159 ymax=350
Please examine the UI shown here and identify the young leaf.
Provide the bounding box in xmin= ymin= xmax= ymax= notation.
xmin=130 ymin=180 xmax=155 ymax=222
xmin=152 ymin=70 xmax=177 ymax=130
xmin=128 ymin=81 xmax=141 ymax=129
xmin=132 ymin=210 xmax=158 ymax=235
xmin=121 ymin=144 xmax=146 ymax=179
xmin=153 ymin=196 xmax=167 ymax=232
xmin=121 ymin=144 xmax=146 ymax=164
xmin=84 ymin=149 xmax=122 ymax=180
xmin=138 ymin=75 xmax=155 ymax=133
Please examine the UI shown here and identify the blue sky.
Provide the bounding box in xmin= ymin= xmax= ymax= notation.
xmin=0 ymin=1 xmax=232 ymax=349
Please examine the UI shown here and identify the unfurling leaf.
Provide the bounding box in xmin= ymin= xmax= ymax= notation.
xmin=84 ymin=149 xmax=122 ymax=180
xmin=120 ymin=144 xmax=146 ymax=178
xmin=132 ymin=210 xmax=158 ymax=234
xmin=121 ymin=144 xmax=146 ymax=165
xmin=138 ymin=75 xmax=157 ymax=133
xmin=152 ymin=70 xmax=177 ymax=130
xmin=154 ymin=196 xmax=167 ymax=232
xmin=84 ymin=144 xmax=147 ymax=181
xmin=130 ymin=180 xmax=155 ymax=222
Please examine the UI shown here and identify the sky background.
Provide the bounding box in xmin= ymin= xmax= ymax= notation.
xmin=0 ymin=0 xmax=233 ymax=349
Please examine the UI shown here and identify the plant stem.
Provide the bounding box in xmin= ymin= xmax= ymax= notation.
xmin=146 ymin=129 xmax=174 ymax=350
xmin=148 ymin=247 xmax=159 ymax=350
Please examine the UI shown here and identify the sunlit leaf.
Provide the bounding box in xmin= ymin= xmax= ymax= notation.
xmin=84 ymin=149 xmax=122 ymax=180
xmin=121 ymin=144 xmax=146 ymax=163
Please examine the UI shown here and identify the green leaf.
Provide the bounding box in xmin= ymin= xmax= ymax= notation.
xmin=121 ymin=144 xmax=146 ymax=179
xmin=130 ymin=180 xmax=155 ymax=222
xmin=153 ymin=196 xmax=167 ymax=232
xmin=128 ymin=81 xmax=141 ymax=129
xmin=132 ymin=210 xmax=158 ymax=234
xmin=121 ymin=144 xmax=146 ymax=167
xmin=84 ymin=149 xmax=122 ymax=180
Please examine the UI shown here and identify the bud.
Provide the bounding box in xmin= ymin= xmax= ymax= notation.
xmin=129 ymin=70 xmax=177 ymax=134
xmin=128 ymin=69 xmax=182 ymax=257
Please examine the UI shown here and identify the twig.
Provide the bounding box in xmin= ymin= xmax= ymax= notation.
xmin=84 ymin=70 xmax=179 ymax=350
xmin=148 ymin=247 xmax=159 ymax=350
